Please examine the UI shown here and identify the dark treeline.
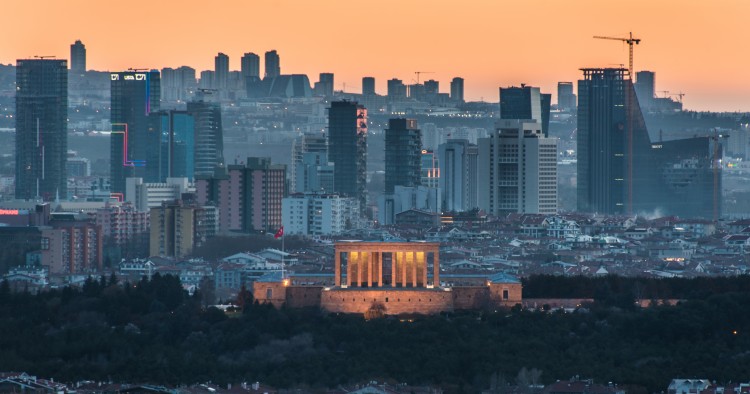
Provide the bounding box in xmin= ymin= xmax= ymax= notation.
xmin=523 ymin=274 xmax=750 ymax=300
xmin=1 ymin=275 xmax=749 ymax=393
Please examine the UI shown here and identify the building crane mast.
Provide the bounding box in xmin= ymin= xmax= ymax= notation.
xmin=593 ymin=32 xmax=641 ymax=78
xmin=593 ymin=32 xmax=642 ymax=215
xmin=710 ymin=130 xmax=728 ymax=222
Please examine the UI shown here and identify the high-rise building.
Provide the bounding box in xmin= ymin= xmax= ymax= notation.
xmin=499 ymin=84 xmax=551 ymax=137
xmin=385 ymin=118 xmax=422 ymax=194
xmin=292 ymin=133 xmax=333 ymax=193
xmin=315 ymin=72 xmax=334 ymax=97
xmin=161 ymin=66 xmax=197 ymax=102
xmin=265 ymin=50 xmax=280 ymax=79
xmin=557 ymin=82 xmax=576 ymax=112
xmin=150 ymin=199 xmax=217 ymax=258
xmin=214 ymin=52 xmax=229 ymax=91
xmin=634 ymin=70 xmax=655 ymax=110
xmin=438 ymin=139 xmax=477 ymax=212
xmin=110 ymin=70 xmax=161 ymax=195
xmin=241 ymin=52 xmax=260 ymax=80
xmin=578 ymin=68 xmax=719 ymax=219
xmin=15 ymin=59 xmax=68 ymax=200
xmin=199 ymin=70 xmax=214 ymax=89
xmin=70 ymin=40 xmax=86 ymax=74
xmin=362 ymin=77 xmax=376 ymax=96
xmin=146 ymin=110 xmax=195 ymax=182
xmin=478 ymin=120 xmax=558 ymax=216
xmin=187 ymin=96 xmax=224 ymax=177
xmin=421 ymin=150 xmax=440 ymax=189
xmin=450 ymin=77 xmax=464 ymax=103
xmin=424 ymin=80 xmax=439 ymax=95
xmin=387 ymin=78 xmax=407 ymax=100
xmin=126 ymin=177 xmax=194 ymax=212
xmin=328 ymin=101 xmax=368 ymax=209
xmin=283 ymin=192 xmax=359 ymax=236
xmin=195 ymin=157 xmax=286 ymax=233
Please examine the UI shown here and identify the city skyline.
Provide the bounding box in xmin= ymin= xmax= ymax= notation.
xmin=2 ymin=1 xmax=749 ymax=112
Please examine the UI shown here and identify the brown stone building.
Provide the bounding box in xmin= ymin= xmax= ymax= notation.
xmin=253 ymin=241 xmax=522 ymax=315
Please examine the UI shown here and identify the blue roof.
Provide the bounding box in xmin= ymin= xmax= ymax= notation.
xmin=256 ymin=271 xmax=284 ymax=283
xmin=488 ymin=272 xmax=521 ymax=284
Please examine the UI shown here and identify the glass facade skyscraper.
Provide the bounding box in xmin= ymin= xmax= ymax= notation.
xmin=15 ymin=59 xmax=68 ymax=200
xmin=328 ymin=100 xmax=367 ymax=209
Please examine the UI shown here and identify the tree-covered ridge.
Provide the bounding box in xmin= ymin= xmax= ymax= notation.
xmin=0 ymin=275 xmax=748 ymax=393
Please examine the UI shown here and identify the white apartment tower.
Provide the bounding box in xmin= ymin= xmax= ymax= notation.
xmin=478 ymin=120 xmax=557 ymax=215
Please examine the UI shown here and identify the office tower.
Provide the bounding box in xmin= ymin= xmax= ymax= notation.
xmin=578 ymin=68 xmax=718 ymax=219
xmin=424 ymin=80 xmax=439 ymax=95
xmin=147 ymin=110 xmax=195 ymax=182
xmin=110 ymin=70 xmax=161 ymax=195
xmin=70 ymin=40 xmax=86 ymax=74
xmin=478 ymin=120 xmax=557 ymax=215
xmin=362 ymin=77 xmax=376 ymax=95
xmin=328 ymin=101 xmax=368 ymax=209
xmin=265 ymin=50 xmax=280 ymax=79
xmin=199 ymin=70 xmax=214 ymax=89
xmin=315 ymin=72 xmax=334 ymax=96
xmin=15 ymin=59 xmax=68 ymax=200
xmin=187 ymin=96 xmax=224 ymax=177
xmin=634 ymin=70 xmax=655 ymax=110
xmin=438 ymin=139 xmax=476 ymax=212
xmin=385 ymin=118 xmax=422 ymax=193
xmin=408 ymin=83 xmax=425 ymax=100
xmin=387 ymin=78 xmax=407 ymax=100
xmin=214 ymin=52 xmax=229 ymax=91
xmin=241 ymin=52 xmax=260 ymax=80
xmin=421 ymin=150 xmax=439 ymax=189
xmin=499 ymin=84 xmax=551 ymax=137
xmin=195 ymin=157 xmax=285 ymax=233
xmin=557 ymin=82 xmax=576 ymax=112
xmin=451 ymin=77 xmax=465 ymax=103
xmin=126 ymin=177 xmax=194 ymax=212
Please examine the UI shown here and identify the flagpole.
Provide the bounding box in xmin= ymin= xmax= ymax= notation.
xmin=281 ymin=232 xmax=285 ymax=280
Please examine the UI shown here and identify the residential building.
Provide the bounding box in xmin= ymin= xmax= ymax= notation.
xmin=149 ymin=199 xmax=218 ymax=258
xmin=438 ymin=139 xmax=478 ymax=212
xmin=264 ymin=50 xmax=280 ymax=79
xmin=478 ymin=120 xmax=558 ymax=215
xmin=70 ymin=40 xmax=86 ymax=74
xmin=42 ymin=212 xmax=103 ymax=274
xmin=378 ymin=185 xmax=440 ymax=225
xmin=283 ymin=192 xmax=360 ymax=236
xmin=125 ymin=177 xmax=194 ymax=212
xmin=557 ymin=81 xmax=576 ymax=112
xmin=15 ymin=59 xmax=68 ymax=200
xmin=214 ymin=52 xmax=229 ymax=91
xmin=451 ymin=77 xmax=464 ymax=103
xmin=195 ymin=157 xmax=286 ymax=233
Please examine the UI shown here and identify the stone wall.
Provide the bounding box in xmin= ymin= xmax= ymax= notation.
xmin=489 ymin=282 xmax=523 ymax=307
xmin=286 ymin=286 xmax=325 ymax=308
xmin=253 ymin=282 xmax=287 ymax=308
xmin=320 ymin=288 xmax=454 ymax=315
xmin=452 ymin=286 xmax=491 ymax=310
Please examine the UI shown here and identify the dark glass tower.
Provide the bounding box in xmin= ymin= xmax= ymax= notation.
xmin=362 ymin=77 xmax=375 ymax=96
xmin=450 ymin=77 xmax=464 ymax=103
xmin=264 ymin=50 xmax=280 ymax=79
xmin=15 ymin=59 xmax=68 ymax=200
xmin=328 ymin=100 xmax=367 ymax=209
xmin=146 ymin=110 xmax=195 ymax=182
xmin=385 ymin=118 xmax=422 ymax=194
xmin=187 ymin=96 xmax=224 ymax=177
xmin=110 ymin=70 xmax=161 ymax=194
xmin=577 ymin=68 xmax=718 ymax=219
xmin=70 ymin=40 xmax=86 ymax=74
xmin=499 ymin=84 xmax=550 ymax=137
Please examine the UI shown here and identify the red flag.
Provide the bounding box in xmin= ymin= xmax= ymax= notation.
xmin=274 ymin=226 xmax=284 ymax=239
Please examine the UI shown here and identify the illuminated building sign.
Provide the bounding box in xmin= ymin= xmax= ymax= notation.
xmin=0 ymin=209 xmax=29 ymax=216
xmin=110 ymin=73 xmax=148 ymax=81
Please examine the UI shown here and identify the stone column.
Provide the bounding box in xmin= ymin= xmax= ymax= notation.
xmin=411 ymin=251 xmax=417 ymax=288
xmin=401 ymin=252 xmax=407 ymax=288
xmin=356 ymin=252 xmax=362 ymax=287
xmin=391 ymin=252 xmax=398 ymax=287
xmin=367 ymin=252 xmax=373 ymax=287
xmin=419 ymin=252 xmax=427 ymax=287
xmin=335 ymin=251 xmax=341 ymax=287
xmin=346 ymin=251 xmax=352 ymax=287
xmin=433 ymin=250 xmax=440 ymax=287
xmin=377 ymin=252 xmax=383 ymax=287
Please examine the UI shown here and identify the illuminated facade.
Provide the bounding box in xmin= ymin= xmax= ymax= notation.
xmin=253 ymin=241 xmax=523 ymax=315
xmin=110 ymin=70 xmax=161 ymax=195
xmin=15 ymin=59 xmax=68 ymax=201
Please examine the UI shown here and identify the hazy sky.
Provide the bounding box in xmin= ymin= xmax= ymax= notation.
xmin=3 ymin=0 xmax=749 ymax=112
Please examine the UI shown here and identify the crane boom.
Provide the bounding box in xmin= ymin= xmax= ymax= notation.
xmin=593 ymin=32 xmax=641 ymax=77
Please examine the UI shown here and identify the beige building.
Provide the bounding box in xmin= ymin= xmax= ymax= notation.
xmin=150 ymin=200 xmax=217 ymax=258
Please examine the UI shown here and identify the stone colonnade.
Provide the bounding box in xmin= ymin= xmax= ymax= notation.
xmin=334 ymin=242 xmax=440 ymax=288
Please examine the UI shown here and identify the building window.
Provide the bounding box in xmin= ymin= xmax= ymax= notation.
xmin=503 ymin=289 xmax=509 ymax=300
xmin=266 ymin=288 xmax=272 ymax=299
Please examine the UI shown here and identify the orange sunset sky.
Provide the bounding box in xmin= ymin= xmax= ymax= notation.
xmin=2 ymin=0 xmax=749 ymax=112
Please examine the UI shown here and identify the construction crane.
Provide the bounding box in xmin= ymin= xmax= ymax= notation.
xmin=414 ymin=71 xmax=434 ymax=84
xmin=127 ymin=68 xmax=149 ymax=72
xmin=33 ymin=55 xmax=56 ymax=59
xmin=593 ymin=32 xmax=641 ymax=78
xmin=593 ymin=32 xmax=641 ymax=214
xmin=671 ymin=91 xmax=686 ymax=104
xmin=710 ymin=130 xmax=729 ymax=222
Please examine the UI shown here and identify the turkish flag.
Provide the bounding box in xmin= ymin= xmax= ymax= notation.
xmin=274 ymin=226 xmax=284 ymax=239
